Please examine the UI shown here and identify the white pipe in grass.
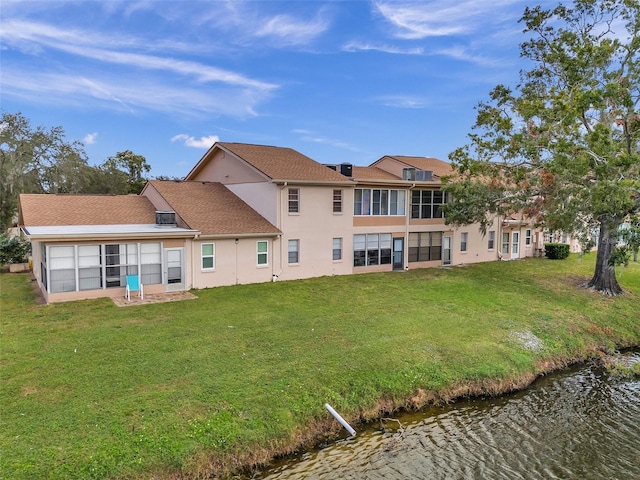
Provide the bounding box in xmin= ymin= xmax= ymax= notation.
xmin=324 ymin=403 xmax=356 ymax=436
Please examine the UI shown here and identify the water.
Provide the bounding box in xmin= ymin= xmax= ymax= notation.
xmin=253 ymin=351 xmax=640 ymax=479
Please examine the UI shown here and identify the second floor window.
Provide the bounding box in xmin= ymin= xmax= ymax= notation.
xmin=354 ymin=189 xmax=405 ymax=216
xmin=333 ymin=189 xmax=342 ymax=213
xmin=411 ymin=190 xmax=446 ymax=219
xmin=288 ymin=188 xmax=299 ymax=213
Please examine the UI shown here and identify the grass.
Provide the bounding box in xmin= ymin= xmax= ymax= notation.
xmin=1 ymin=255 xmax=639 ymax=479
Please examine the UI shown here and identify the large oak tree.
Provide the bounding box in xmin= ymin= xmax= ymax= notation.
xmin=444 ymin=0 xmax=640 ymax=295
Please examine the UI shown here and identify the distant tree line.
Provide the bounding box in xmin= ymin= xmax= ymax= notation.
xmin=0 ymin=111 xmax=161 ymax=232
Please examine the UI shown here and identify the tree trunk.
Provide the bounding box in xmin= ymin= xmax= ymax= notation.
xmin=587 ymin=218 xmax=624 ymax=296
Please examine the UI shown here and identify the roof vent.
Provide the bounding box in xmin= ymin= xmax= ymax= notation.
xmin=155 ymin=211 xmax=176 ymax=227
xmin=324 ymin=164 xmax=338 ymax=171
xmin=339 ymin=163 xmax=353 ymax=177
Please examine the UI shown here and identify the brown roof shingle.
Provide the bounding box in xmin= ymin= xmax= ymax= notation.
xmin=218 ymin=142 xmax=352 ymax=183
xmin=147 ymin=180 xmax=280 ymax=236
xmin=351 ymin=166 xmax=400 ymax=181
xmin=19 ymin=194 xmax=157 ymax=227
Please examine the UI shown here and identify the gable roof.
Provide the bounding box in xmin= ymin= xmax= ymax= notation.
xmin=19 ymin=194 xmax=157 ymax=227
xmin=189 ymin=142 xmax=353 ymax=184
xmin=147 ymin=180 xmax=280 ymax=236
xmin=376 ymin=155 xmax=454 ymax=178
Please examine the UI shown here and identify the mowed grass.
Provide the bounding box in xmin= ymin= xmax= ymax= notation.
xmin=1 ymin=256 xmax=639 ymax=479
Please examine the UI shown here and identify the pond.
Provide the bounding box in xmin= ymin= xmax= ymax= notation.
xmin=253 ymin=351 xmax=640 ymax=479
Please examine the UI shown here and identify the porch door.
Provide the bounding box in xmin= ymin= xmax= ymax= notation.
xmin=393 ymin=237 xmax=404 ymax=270
xmin=442 ymin=235 xmax=452 ymax=266
xmin=511 ymin=232 xmax=520 ymax=259
xmin=164 ymin=248 xmax=184 ymax=292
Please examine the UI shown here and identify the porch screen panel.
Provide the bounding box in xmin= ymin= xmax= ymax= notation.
xmin=353 ymin=234 xmax=366 ymax=266
xmin=430 ymin=232 xmax=442 ymax=260
xmin=49 ymin=246 xmax=76 ymax=293
xmin=380 ymin=233 xmax=392 ymax=265
xmin=78 ymin=245 xmax=102 ymax=290
xmin=140 ymin=243 xmax=162 ymax=285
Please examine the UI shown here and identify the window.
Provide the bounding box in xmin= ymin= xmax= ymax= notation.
xmin=408 ymin=232 xmax=442 ymax=262
xmin=354 ymin=189 xmax=405 ymax=216
xmin=257 ymin=241 xmax=268 ymax=266
xmin=288 ymin=239 xmax=299 ymax=264
xmin=354 ymin=233 xmax=392 ymax=266
xmin=333 ymin=237 xmax=342 ymax=261
xmin=288 ymin=188 xmax=299 ymax=213
xmin=502 ymin=233 xmax=510 ymax=254
xmin=105 ymin=244 xmax=138 ymax=288
xmin=44 ymin=242 xmax=161 ymax=294
xmin=333 ymin=190 xmax=342 ymax=213
xmin=461 ymin=232 xmax=468 ymax=252
xmin=488 ymin=231 xmax=495 ymax=250
xmin=140 ymin=243 xmax=162 ymax=285
xmin=525 ymin=229 xmax=532 ymax=246
xmin=49 ymin=246 xmax=76 ymax=293
xmin=201 ymin=243 xmax=215 ymax=270
xmin=78 ymin=245 xmax=102 ymax=290
xmin=410 ymin=190 xmax=446 ymax=219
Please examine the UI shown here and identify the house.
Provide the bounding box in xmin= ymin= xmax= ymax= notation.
xmin=19 ymin=142 xmax=541 ymax=303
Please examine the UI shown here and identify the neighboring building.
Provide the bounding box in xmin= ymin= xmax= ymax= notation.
xmin=19 ymin=142 xmax=541 ymax=303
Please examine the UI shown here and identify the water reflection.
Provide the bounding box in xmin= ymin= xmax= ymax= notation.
xmin=254 ymin=352 xmax=640 ymax=479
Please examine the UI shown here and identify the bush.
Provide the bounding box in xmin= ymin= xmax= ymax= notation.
xmin=0 ymin=234 xmax=31 ymax=266
xmin=544 ymin=243 xmax=570 ymax=260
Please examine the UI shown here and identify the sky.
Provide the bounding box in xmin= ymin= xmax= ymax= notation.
xmin=1 ymin=0 xmax=556 ymax=178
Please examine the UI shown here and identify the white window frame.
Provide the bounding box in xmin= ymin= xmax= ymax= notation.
xmin=257 ymin=240 xmax=269 ymax=266
xmin=502 ymin=233 xmax=510 ymax=254
xmin=488 ymin=230 xmax=495 ymax=250
xmin=333 ymin=189 xmax=342 ymax=214
xmin=460 ymin=232 xmax=468 ymax=252
xmin=525 ymin=229 xmax=532 ymax=245
xmin=333 ymin=237 xmax=342 ymax=261
xmin=288 ymin=239 xmax=299 ymax=264
xmin=201 ymin=243 xmax=215 ymax=270
xmin=288 ymin=188 xmax=300 ymax=214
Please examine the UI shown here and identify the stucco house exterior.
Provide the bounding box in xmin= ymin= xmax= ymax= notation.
xmin=19 ymin=142 xmax=542 ymax=303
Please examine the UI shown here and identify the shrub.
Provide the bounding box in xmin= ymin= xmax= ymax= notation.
xmin=544 ymin=243 xmax=570 ymax=260
xmin=0 ymin=234 xmax=31 ymax=266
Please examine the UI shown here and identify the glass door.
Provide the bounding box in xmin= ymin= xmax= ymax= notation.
xmin=512 ymin=232 xmax=520 ymax=259
xmin=164 ymin=248 xmax=184 ymax=292
xmin=393 ymin=237 xmax=404 ymax=270
xmin=442 ymin=236 xmax=452 ymax=266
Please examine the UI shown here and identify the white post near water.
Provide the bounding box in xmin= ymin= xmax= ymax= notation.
xmin=324 ymin=403 xmax=356 ymax=436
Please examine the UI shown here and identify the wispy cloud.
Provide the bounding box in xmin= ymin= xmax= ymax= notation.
xmin=293 ymin=129 xmax=361 ymax=152
xmin=374 ymin=95 xmax=428 ymax=109
xmin=373 ymin=1 xmax=519 ymax=39
xmin=254 ymin=10 xmax=331 ymax=46
xmin=83 ymin=132 xmax=98 ymax=145
xmin=342 ymin=41 xmax=423 ymax=55
xmin=171 ymin=134 xmax=219 ymax=149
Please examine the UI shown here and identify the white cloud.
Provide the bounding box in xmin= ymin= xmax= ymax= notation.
xmin=254 ymin=10 xmax=331 ymax=46
xmin=171 ymin=134 xmax=219 ymax=149
xmin=373 ymin=1 xmax=520 ymax=39
xmin=83 ymin=132 xmax=98 ymax=145
xmin=375 ymin=95 xmax=427 ymax=109
xmin=342 ymin=41 xmax=423 ymax=55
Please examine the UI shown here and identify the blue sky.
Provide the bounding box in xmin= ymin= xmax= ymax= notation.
xmin=1 ymin=0 xmax=555 ymax=178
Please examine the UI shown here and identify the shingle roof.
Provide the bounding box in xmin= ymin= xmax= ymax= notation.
xmin=383 ymin=155 xmax=454 ymax=178
xmin=351 ymin=166 xmax=400 ymax=181
xmin=147 ymin=180 xmax=280 ymax=236
xmin=19 ymin=194 xmax=157 ymax=226
xmin=218 ymin=142 xmax=352 ymax=183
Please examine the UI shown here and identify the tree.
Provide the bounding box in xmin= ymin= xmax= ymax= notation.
xmin=102 ymin=150 xmax=151 ymax=194
xmin=444 ymin=0 xmax=640 ymax=296
xmin=0 ymin=112 xmax=91 ymax=231
xmin=620 ymin=216 xmax=640 ymax=262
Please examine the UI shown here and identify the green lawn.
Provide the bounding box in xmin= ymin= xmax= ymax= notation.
xmin=1 ymin=256 xmax=639 ymax=479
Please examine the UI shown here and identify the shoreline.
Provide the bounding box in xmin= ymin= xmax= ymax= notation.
xmin=201 ymin=342 xmax=639 ymax=480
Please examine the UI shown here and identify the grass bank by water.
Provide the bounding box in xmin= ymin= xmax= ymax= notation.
xmin=1 ymin=255 xmax=639 ymax=479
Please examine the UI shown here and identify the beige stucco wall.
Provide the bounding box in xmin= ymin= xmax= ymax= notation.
xmin=276 ymin=185 xmax=355 ymax=281
xmin=190 ymin=237 xmax=277 ymax=289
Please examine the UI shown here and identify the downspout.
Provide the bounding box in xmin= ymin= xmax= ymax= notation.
xmin=275 ymin=181 xmax=288 ymax=280
xmin=191 ymin=233 xmax=199 ymax=289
